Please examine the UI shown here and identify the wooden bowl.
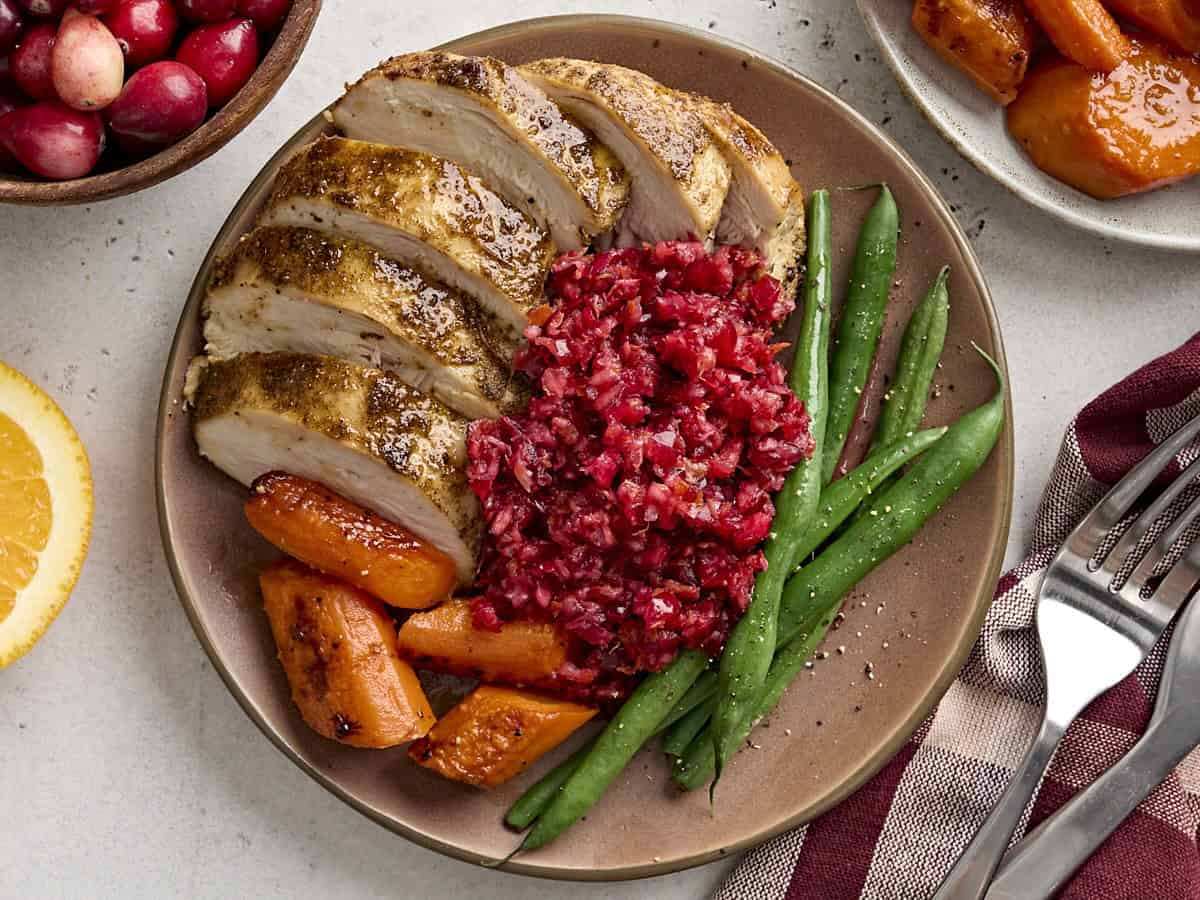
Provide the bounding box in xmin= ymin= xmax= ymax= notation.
xmin=0 ymin=0 xmax=320 ymax=206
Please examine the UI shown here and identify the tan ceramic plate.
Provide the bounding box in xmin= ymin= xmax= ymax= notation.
xmin=155 ymin=15 xmax=1014 ymax=881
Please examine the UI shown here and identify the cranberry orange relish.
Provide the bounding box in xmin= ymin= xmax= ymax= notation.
xmin=467 ymin=241 xmax=813 ymax=702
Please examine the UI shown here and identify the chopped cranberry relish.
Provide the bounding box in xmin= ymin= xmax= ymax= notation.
xmin=467 ymin=241 xmax=813 ymax=702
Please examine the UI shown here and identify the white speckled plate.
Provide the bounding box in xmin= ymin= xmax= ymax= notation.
xmin=857 ymin=0 xmax=1200 ymax=253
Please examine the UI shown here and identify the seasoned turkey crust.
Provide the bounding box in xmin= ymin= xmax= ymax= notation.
xmin=261 ymin=136 xmax=553 ymax=339
xmin=334 ymin=52 xmax=630 ymax=249
xmin=187 ymin=351 xmax=480 ymax=579
xmin=205 ymin=226 xmax=520 ymax=419
xmin=520 ymin=58 xmax=731 ymax=245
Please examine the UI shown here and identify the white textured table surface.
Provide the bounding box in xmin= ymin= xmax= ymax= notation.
xmin=2 ymin=2 xmax=1198 ymax=898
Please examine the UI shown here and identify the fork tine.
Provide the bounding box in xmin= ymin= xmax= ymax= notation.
xmin=1143 ymin=529 xmax=1200 ymax=625
xmin=1121 ymin=488 xmax=1200 ymax=604
xmin=1066 ymin=413 xmax=1200 ymax=561
xmin=1101 ymin=453 xmax=1200 ymax=579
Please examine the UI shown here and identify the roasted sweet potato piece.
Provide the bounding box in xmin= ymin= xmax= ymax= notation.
xmin=1104 ymin=0 xmax=1200 ymax=53
xmin=409 ymin=685 xmax=595 ymax=788
xmin=912 ymin=0 xmax=1038 ymax=104
xmin=395 ymin=598 xmax=568 ymax=686
xmin=260 ymin=559 xmax=435 ymax=748
xmin=246 ymin=472 xmax=457 ymax=610
xmin=1007 ymin=40 xmax=1200 ymax=198
xmin=1022 ymin=0 xmax=1131 ymax=71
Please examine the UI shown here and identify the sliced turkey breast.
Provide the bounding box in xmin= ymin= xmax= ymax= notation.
xmin=186 ymin=351 xmax=480 ymax=581
xmin=684 ymin=93 xmax=806 ymax=294
xmin=519 ymin=58 xmax=731 ymax=247
xmin=259 ymin=136 xmax=553 ymax=341
xmin=332 ymin=52 xmax=631 ymax=251
xmin=203 ymin=226 xmax=520 ymax=420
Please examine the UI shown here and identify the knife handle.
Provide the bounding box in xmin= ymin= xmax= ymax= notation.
xmin=987 ymin=712 xmax=1196 ymax=900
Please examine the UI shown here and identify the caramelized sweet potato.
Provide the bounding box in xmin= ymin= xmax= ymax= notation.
xmin=1104 ymin=0 xmax=1200 ymax=53
xmin=246 ymin=472 xmax=457 ymax=610
xmin=409 ymin=685 xmax=595 ymax=788
xmin=1007 ymin=40 xmax=1200 ymax=198
xmin=1022 ymin=0 xmax=1131 ymax=71
xmin=912 ymin=0 xmax=1038 ymax=104
xmin=395 ymin=598 xmax=568 ymax=686
xmin=260 ymin=559 xmax=435 ymax=748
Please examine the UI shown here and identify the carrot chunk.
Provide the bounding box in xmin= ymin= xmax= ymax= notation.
xmin=395 ymin=598 xmax=568 ymax=686
xmin=1023 ymin=0 xmax=1131 ymax=71
xmin=409 ymin=685 xmax=596 ymax=788
xmin=246 ymin=472 xmax=457 ymax=610
xmin=1007 ymin=40 xmax=1200 ymax=198
xmin=911 ymin=0 xmax=1038 ymax=104
xmin=1104 ymin=0 xmax=1200 ymax=54
xmin=260 ymin=559 xmax=435 ymax=748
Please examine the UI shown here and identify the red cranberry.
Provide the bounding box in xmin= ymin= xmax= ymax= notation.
xmin=105 ymin=59 xmax=206 ymax=152
xmin=9 ymin=22 xmax=56 ymax=100
xmin=0 ymin=0 xmax=24 ymax=54
xmin=102 ymin=0 xmax=176 ymax=68
xmin=175 ymin=16 xmax=256 ymax=107
xmin=0 ymin=99 xmax=104 ymax=178
xmin=235 ymin=0 xmax=288 ymax=31
xmin=14 ymin=0 xmax=67 ymax=16
xmin=175 ymin=0 xmax=235 ymax=23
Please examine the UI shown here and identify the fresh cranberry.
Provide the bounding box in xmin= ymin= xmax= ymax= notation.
xmin=0 ymin=0 xmax=24 ymax=54
xmin=102 ymin=0 xmax=177 ymax=68
xmin=0 ymin=99 xmax=104 ymax=178
xmin=175 ymin=0 xmax=235 ymax=23
xmin=175 ymin=16 xmax=256 ymax=107
xmin=104 ymin=59 xmax=206 ymax=152
xmin=14 ymin=0 xmax=67 ymax=16
xmin=9 ymin=21 xmax=55 ymax=100
xmin=235 ymin=0 xmax=287 ymax=31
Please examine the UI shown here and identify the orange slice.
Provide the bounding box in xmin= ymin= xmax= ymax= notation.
xmin=0 ymin=361 xmax=93 ymax=668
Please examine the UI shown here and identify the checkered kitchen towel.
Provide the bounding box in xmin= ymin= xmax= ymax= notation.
xmin=718 ymin=332 xmax=1200 ymax=900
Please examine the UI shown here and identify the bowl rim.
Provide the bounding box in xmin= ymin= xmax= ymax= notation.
xmin=855 ymin=0 xmax=1200 ymax=254
xmin=0 ymin=0 xmax=321 ymax=205
xmin=155 ymin=13 xmax=1015 ymax=881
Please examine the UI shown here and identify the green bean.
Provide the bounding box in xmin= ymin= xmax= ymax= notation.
xmin=675 ymin=348 xmax=1005 ymax=791
xmin=672 ymin=600 xmax=840 ymax=792
xmin=503 ymin=739 xmax=593 ymax=832
xmin=669 ymin=669 xmax=719 ymax=724
xmin=709 ymin=191 xmax=834 ymax=788
xmin=823 ymin=185 xmax=899 ymax=485
xmin=874 ymin=267 xmax=950 ymax=449
xmin=791 ymin=426 xmax=947 ymax=570
xmin=780 ymin=347 xmax=1005 ymax=648
xmin=503 ymin=669 xmax=718 ymax=831
xmin=516 ymin=650 xmax=709 ymax=852
xmin=663 ymin=697 xmax=715 ymax=757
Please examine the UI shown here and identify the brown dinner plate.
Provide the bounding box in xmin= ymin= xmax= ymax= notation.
xmin=155 ymin=14 xmax=1014 ymax=881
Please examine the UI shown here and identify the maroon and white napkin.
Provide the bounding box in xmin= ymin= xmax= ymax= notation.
xmin=717 ymin=333 xmax=1200 ymax=900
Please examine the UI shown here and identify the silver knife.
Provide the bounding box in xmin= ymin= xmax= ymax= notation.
xmin=987 ymin=587 xmax=1200 ymax=900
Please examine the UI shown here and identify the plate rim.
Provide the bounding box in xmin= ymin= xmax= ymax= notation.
xmin=855 ymin=0 xmax=1200 ymax=254
xmin=155 ymin=12 xmax=1015 ymax=881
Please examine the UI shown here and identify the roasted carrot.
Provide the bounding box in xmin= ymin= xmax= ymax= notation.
xmin=246 ymin=471 xmax=457 ymax=609
xmin=911 ymin=0 xmax=1038 ymax=104
xmin=1022 ymin=0 xmax=1131 ymax=71
xmin=1104 ymin=0 xmax=1200 ymax=53
xmin=1007 ymin=40 xmax=1200 ymax=198
xmin=409 ymin=685 xmax=596 ymax=788
xmin=260 ymin=559 xmax=435 ymax=748
xmin=395 ymin=598 xmax=568 ymax=686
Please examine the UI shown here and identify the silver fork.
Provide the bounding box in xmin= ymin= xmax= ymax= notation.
xmin=932 ymin=412 xmax=1200 ymax=900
